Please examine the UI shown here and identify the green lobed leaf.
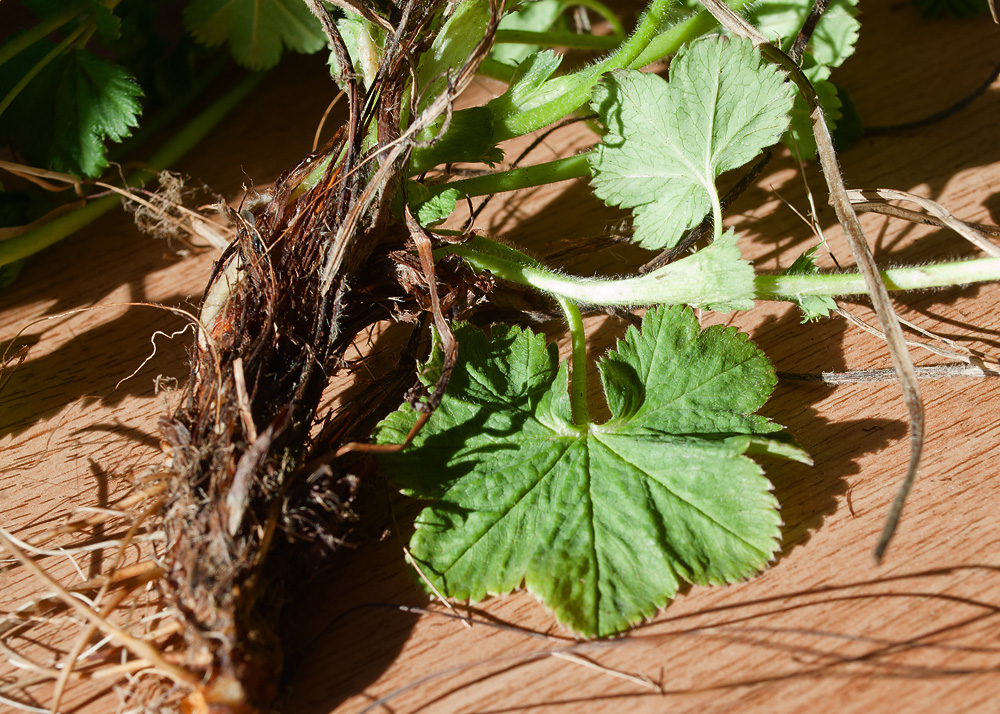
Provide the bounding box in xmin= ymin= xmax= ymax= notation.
xmin=0 ymin=44 xmax=142 ymax=178
xmin=183 ymin=0 xmax=326 ymax=70
xmin=589 ymin=37 xmax=795 ymax=250
xmin=376 ymin=307 xmax=806 ymax=637
xmin=50 ymin=51 xmax=143 ymax=178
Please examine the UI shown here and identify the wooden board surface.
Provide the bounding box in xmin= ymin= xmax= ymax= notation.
xmin=3 ymin=4 xmax=1000 ymax=713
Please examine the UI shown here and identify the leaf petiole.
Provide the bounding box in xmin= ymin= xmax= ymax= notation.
xmin=425 ymin=153 xmax=593 ymax=200
xmin=0 ymin=0 xmax=90 ymax=69
xmin=491 ymin=0 xmax=673 ymax=144
xmin=447 ymin=233 xmax=754 ymax=310
xmin=0 ymin=22 xmax=89 ymax=120
xmin=555 ymin=295 xmax=589 ymax=425
xmin=629 ymin=0 xmax=755 ymax=69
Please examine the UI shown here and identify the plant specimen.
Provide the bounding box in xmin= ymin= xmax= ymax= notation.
xmin=2 ymin=1 xmax=999 ymax=712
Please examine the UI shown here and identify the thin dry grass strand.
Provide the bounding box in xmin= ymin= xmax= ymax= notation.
xmin=0 ymin=158 xmax=83 ymax=194
xmin=51 ymin=584 xmax=135 ymax=714
xmin=0 ymin=692 xmax=50 ymax=714
xmin=837 ymin=307 xmax=997 ymax=367
xmin=846 ymin=188 xmax=1000 ymax=257
xmin=0 ymin=526 xmax=198 ymax=688
xmin=94 ymin=179 xmax=234 ymax=251
xmin=231 ymin=357 xmax=258 ymax=444
xmin=3 ymin=303 xmax=220 ymax=385
xmin=549 ymin=651 xmax=662 ymax=692
xmin=27 ymin=481 xmax=168 ymax=548
xmin=114 ymin=323 xmax=196 ymax=391
xmin=780 ymin=363 xmax=1000 ymax=384
xmin=401 ymin=546 xmax=471 ymax=628
xmin=312 ymin=90 xmax=347 ymax=152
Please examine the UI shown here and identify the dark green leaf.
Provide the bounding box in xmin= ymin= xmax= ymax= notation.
xmin=377 ymin=307 xmax=807 ymax=636
xmin=183 ymin=0 xmax=326 ymax=70
xmin=0 ymin=44 xmax=142 ymax=178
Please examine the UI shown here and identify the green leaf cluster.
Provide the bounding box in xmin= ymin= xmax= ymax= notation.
xmin=589 ymin=37 xmax=796 ymax=250
xmin=376 ymin=306 xmax=808 ymax=637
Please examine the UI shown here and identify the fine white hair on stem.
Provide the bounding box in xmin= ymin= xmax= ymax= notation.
xmin=696 ymin=0 xmax=923 ymax=562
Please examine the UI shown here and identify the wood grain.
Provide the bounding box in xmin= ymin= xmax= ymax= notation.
xmin=3 ymin=5 xmax=1000 ymax=713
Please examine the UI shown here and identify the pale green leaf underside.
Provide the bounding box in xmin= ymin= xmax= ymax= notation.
xmin=184 ymin=0 xmax=326 ymax=70
xmin=589 ymin=37 xmax=795 ymax=250
xmin=377 ymin=307 xmax=802 ymax=637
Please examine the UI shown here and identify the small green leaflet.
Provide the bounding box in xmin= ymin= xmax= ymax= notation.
xmin=376 ymin=306 xmax=809 ymax=637
xmin=184 ymin=0 xmax=326 ymax=70
xmin=0 ymin=45 xmax=142 ymax=178
xmin=783 ymin=246 xmax=838 ymax=322
xmin=589 ymin=37 xmax=795 ymax=250
xmin=485 ymin=50 xmax=564 ymax=122
xmin=416 ymin=188 xmax=459 ymax=227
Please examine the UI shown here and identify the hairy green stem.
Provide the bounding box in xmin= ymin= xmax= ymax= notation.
xmin=0 ymin=72 xmax=265 ymax=268
xmin=492 ymin=0 xmax=672 ymax=144
xmin=629 ymin=0 xmax=753 ymax=69
xmin=427 ymin=153 xmax=592 ymax=199
xmin=756 ymin=259 xmax=1000 ymax=299
xmin=448 ymin=236 xmax=1000 ymax=308
xmin=494 ymin=29 xmax=622 ymax=50
xmin=449 ymin=235 xmax=746 ymax=308
xmin=555 ymin=296 xmax=590 ymax=425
